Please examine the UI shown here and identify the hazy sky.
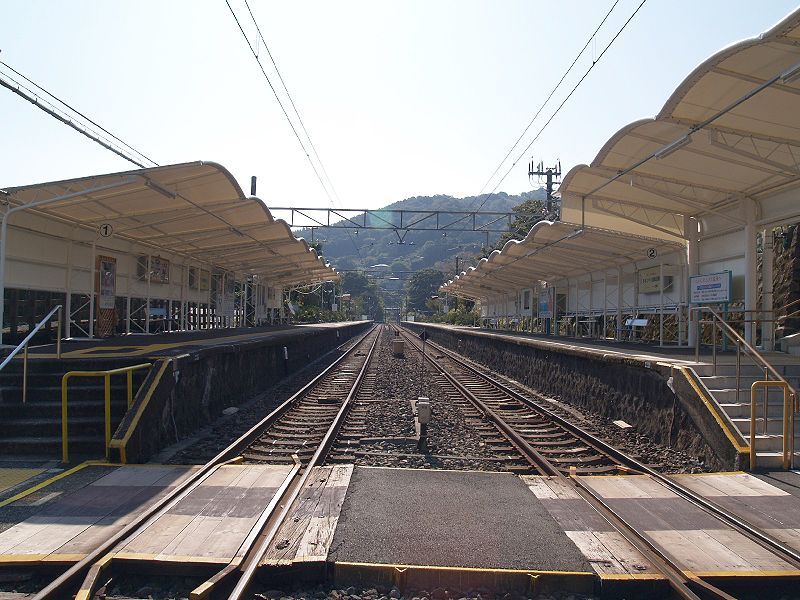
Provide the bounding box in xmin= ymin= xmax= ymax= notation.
xmin=2 ymin=1 xmax=798 ymax=215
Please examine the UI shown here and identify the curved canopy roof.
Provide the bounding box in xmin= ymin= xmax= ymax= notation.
xmin=560 ymin=7 xmax=800 ymax=240
xmin=4 ymin=161 xmax=337 ymax=286
xmin=441 ymin=221 xmax=680 ymax=299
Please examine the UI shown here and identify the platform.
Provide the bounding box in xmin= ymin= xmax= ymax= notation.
xmin=25 ymin=322 xmax=366 ymax=360
xmin=0 ymin=464 xmax=195 ymax=565
xmin=424 ymin=324 xmax=800 ymax=371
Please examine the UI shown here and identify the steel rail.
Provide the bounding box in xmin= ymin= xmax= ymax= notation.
xmin=227 ymin=326 xmax=382 ymax=600
xmin=33 ymin=325 xmax=378 ymax=600
xmin=398 ymin=328 xmax=734 ymax=600
xmin=421 ymin=331 xmax=800 ymax=570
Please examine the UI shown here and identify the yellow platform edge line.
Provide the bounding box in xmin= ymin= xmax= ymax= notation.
xmin=0 ymin=461 xmax=96 ymax=508
xmin=333 ymin=561 xmax=594 ymax=577
xmin=685 ymin=569 xmax=800 ymax=578
xmin=599 ymin=573 xmax=666 ymax=580
xmin=109 ymin=359 xmax=170 ymax=463
xmin=0 ymin=461 xmax=179 ymax=509
xmin=671 ymin=471 xmax=747 ymax=477
xmin=679 ymin=367 xmax=749 ymax=455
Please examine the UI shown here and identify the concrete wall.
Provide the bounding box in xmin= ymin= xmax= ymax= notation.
xmin=110 ymin=322 xmax=372 ymax=463
xmin=405 ymin=322 xmax=743 ymax=470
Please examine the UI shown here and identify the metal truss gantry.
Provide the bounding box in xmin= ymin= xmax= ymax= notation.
xmin=269 ymin=207 xmax=518 ymax=244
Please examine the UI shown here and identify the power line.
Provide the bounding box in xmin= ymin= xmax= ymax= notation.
xmin=0 ymin=64 xmax=157 ymax=168
xmin=473 ymin=0 xmax=647 ymax=216
xmin=242 ymin=0 xmax=341 ymax=207
xmin=224 ymin=0 xmax=365 ymax=268
xmin=477 ymin=0 xmax=620 ymax=199
xmin=0 ymin=61 xmax=159 ymax=167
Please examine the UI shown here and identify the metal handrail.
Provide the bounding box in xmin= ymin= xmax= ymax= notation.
xmin=751 ymin=380 xmax=793 ymax=470
xmin=61 ymin=363 xmax=152 ymax=463
xmin=0 ymin=304 xmax=62 ymax=403
xmin=693 ymin=306 xmax=798 ymax=469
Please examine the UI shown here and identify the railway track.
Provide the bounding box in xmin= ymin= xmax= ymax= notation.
xmin=395 ymin=327 xmax=627 ymax=475
xmin=30 ymin=325 xmax=381 ymax=600
xmin=397 ymin=325 xmax=800 ymax=600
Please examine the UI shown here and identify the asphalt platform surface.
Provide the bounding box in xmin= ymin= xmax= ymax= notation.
xmin=328 ymin=466 xmax=591 ymax=572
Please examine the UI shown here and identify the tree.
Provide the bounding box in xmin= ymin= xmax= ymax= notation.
xmin=341 ymin=272 xmax=384 ymax=320
xmin=406 ymin=269 xmax=445 ymax=312
xmin=488 ymin=196 xmax=545 ymax=253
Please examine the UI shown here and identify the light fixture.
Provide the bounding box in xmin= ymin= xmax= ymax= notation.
xmin=654 ymin=134 xmax=692 ymax=159
xmin=144 ymin=179 xmax=177 ymax=199
xmin=780 ymin=61 xmax=800 ymax=84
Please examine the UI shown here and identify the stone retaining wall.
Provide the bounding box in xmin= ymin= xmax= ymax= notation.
xmin=111 ymin=322 xmax=372 ymax=463
xmin=405 ymin=323 xmax=741 ymax=470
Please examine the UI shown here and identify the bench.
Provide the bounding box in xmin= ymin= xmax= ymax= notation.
xmin=624 ymin=318 xmax=649 ymax=341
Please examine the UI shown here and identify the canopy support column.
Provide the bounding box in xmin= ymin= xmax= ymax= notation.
xmin=616 ymin=267 xmax=623 ymax=342
xmin=743 ymin=198 xmax=758 ymax=345
xmin=686 ymin=215 xmax=699 ymax=348
xmin=762 ymin=229 xmax=774 ymax=351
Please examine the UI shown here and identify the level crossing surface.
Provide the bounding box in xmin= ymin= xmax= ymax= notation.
xmin=0 ymin=463 xmax=798 ymax=595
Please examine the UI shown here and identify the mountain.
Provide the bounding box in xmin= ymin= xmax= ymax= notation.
xmin=294 ymin=189 xmax=547 ymax=277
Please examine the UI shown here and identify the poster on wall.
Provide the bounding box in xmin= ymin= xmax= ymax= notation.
xmin=96 ymin=255 xmax=117 ymax=337
xmin=150 ymin=256 xmax=170 ymax=284
xmin=136 ymin=255 xmax=170 ymax=283
xmin=538 ymin=288 xmax=555 ymax=319
xmin=199 ymin=269 xmax=210 ymax=291
xmin=689 ymin=271 xmax=732 ymax=304
xmin=188 ymin=267 xmax=198 ymax=290
xmin=638 ymin=266 xmax=673 ymax=293
xmin=98 ymin=256 xmax=116 ymax=309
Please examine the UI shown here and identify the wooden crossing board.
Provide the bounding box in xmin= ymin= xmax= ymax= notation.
xmin=0 ymin=465 xmax=195 ymax=565
xmin=522 ymin=475 xmax=659 ymax=578
xmin=580 ymin=474 xmax=800 ymax=577
xmin=115 ymin=464 xmax=294 ymax=565
xmin=261 ymin=465 xmax=353 ymax=566
xmin=672 ymin=472 xmax=800 ymax=555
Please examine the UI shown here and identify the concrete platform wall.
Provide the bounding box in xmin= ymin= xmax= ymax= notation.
xmin=405 ymin=323 xmax=741 ymax=471
xmin=110 ymin=322 xmax=372 ymax=463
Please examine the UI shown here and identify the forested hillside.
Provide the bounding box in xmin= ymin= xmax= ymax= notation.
xmin=295 ymin=189 xmax=547 ymax=277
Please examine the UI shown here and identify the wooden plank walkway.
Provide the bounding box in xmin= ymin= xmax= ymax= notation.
xmin=522 ymin=475 xmax=659 ymax=579
xmin=115 ymin=464 xmax=294 ymax=565
xmin=579 ymin=474 xmax=800 ymax=578
xmin=672 ymin=472 xmax=800 ymax=556
xmin=0 ymin=465 xmax=195 ymax=565
xmin=262 ymin=465 xmax=353 ymax=566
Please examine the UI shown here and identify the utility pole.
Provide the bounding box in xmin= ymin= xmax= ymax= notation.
xmin=528 ymin=160 xmax=562 ymax=215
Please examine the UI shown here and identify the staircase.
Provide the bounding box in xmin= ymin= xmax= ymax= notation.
xmin=0 ymin=358 xmax=149 ymax=459
xmin=695 ymin=361 xmax=800 ymax=469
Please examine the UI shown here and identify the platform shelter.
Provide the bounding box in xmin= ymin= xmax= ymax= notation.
xmin=0 ymin=161 xmax=337 ymax=344
xmin=443 ymin=8 xmax=800 ymax=351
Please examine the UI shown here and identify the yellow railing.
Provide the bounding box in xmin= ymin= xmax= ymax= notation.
xmin=61 ymin=363 xmax=152 ymax=463
xmin=750 ymin=380 xmax=796 ymax=470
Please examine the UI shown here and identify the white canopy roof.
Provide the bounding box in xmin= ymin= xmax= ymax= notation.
xmin=560 ymin=7 xmax=800 ymax=240
xmin=441 ymin=220 xmax=680 ymax=299
xmin=446 ymin=8 xmax=800 ymax=301
xmin=4 ymin=161 xmax=337 ymax=287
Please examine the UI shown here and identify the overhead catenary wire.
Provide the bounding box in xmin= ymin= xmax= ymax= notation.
xmin=224 ymin=0 xmax=366 ymax=269
xmin=472 ymin=0 xmax=648 ymax=216
xmin=0 ymin=63 xmax=158 ymax=169
xmin=0 ymin=61 xmax=159 ymax=167
xmin=477 ymin=0 xmax=621 ymax=201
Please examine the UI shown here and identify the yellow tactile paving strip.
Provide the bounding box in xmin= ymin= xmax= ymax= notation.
xmin=0 ymin=469 xmax=45 ymax=494
xmin=30 ymin=330 xmax=297 ymax=359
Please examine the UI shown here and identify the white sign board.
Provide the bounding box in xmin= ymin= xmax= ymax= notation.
xmin=689 ymin=271 xmax=731 ymax=304
xmin=538 ymin=288 xmax=555 ymax=319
